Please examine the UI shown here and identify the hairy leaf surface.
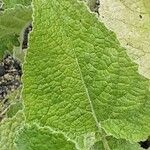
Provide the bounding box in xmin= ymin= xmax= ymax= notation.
xmin=15 ymin=125 xmax=77 ymax=150
xmin=22 ymin=0 xmax=150 ymax=145
xmin=2 ymin=0 xmax=31 ymax=9
xmin=0 ymin=111 xmax=24 ymax=150
xmin=90 ymin=137 xmax=141 ymax=150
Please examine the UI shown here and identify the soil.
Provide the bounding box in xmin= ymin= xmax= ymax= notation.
xmin=0 ymin=54 xmax=22 ymax=119
xmin=139 ymin=138 xmax=150 ymax=149
xmin=0 ymin=54 xmax=22 ymax=100
xmin=22 ymin=23 xmax=32 ymax=49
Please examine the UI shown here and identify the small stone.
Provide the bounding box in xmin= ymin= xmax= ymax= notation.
xmin=4 ymin=74 xmax=10 ymax=79
xmin=0 ymin=66 xmax=5 ymax=77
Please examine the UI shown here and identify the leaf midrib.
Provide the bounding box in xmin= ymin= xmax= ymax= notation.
xmin=72 ymin=48 xmax=110 ymax=150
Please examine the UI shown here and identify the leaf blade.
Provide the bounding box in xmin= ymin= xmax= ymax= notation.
xmin=15 ymin=124 xmax=77 ymax=150
xmin=0 ymin=111 xmax=24 ymax=150
xmin=23 ymin=0 xmax=150 ymax=146
xmin=90 ymin=136 xmax=141 ymax=150
xmin=3 ymin=0 xmax=32 ymax=9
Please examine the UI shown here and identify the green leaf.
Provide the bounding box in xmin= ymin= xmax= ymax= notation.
xmin=23 ymin=0 xmax=150 ymax=147
xmin=7 ymin=102 xmax=23 ymax=118
xmin=3 ymin=0 xmax=32 ymax=9
xmin=5 ymin=87 xmax=23 ymax=118
xmin=15 ymin=124 xmax=77 ymax=150
xmin=0 ymin=5 xmax=32 ymax=59
xmin=0 ymin=34 xmax=19 ymax=59
xmin=90 ymin=136 xmax=141 ymax=150
xmin=13 ymin=46 xmax=26 ymax=62
xmin=0 ymin=111 xmax=24 ymax=150
xmin=98 ymin=0 xmax=150 ymax=78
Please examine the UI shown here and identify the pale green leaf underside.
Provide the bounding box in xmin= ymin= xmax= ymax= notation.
xmin=15 ymin=124 xmax=76 ymax=150
xmin=0 ymin=86 xmax=20 ymax=121
xmin=4 ymin=87 xmax=23 ymax=118
xmin=0 ymin=111 xmax=24 ymax=150
xmin=98 ymin=0 xmax=150 ymax=78
xmin=3 ymin=0 xmax=32 ymax=9
xmin=23 ymin=0 xmax=150 ymax=145
xmin=0 ymin=5 xmax=32 ymax=58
